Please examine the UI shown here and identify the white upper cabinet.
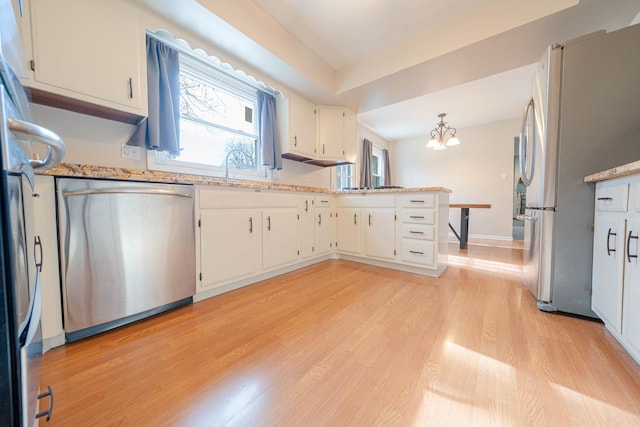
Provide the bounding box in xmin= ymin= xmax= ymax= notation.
xmin=18 ymin=0 xmax=147 ymax=117
xmin=279 ymin=92 xmax=317 ymax=160
xmin=317 ymin=106 xmax=345 ymax=160
xmin=279 ymin=92 xmax=356 ymax=165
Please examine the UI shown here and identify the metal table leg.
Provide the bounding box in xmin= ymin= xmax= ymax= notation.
xmin=459 ymin=207 xmax=470 ymax=249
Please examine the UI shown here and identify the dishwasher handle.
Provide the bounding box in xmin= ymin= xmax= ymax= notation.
xmin=63 ymin=188 xmax=193 ymax=198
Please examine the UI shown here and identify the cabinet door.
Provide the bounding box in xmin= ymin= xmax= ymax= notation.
xmin=290 ymin=93 xmax=317 ymax=158
xmin=317 ymin=107 xmax=345 ymax=159
xmin=263 ymin=209 xmax=300 ymax=270
xmin=29 ymin=0 xmax=145 ymax=113
xmin=336 ymin=208 xmax=361 ymax=255
xmin=623 ymin=206 xmax=640 ymax=357
xmin=299 ymin=197 xmax=314 ymax=259
xmin=200 ymin=210 xmax=261 ymax=289
xmin=315 ymin=208 xmax=333 ymax=256
xmin=32 ymin=176 xmax=63 ymax=343
xmin=364 ymin=208 xmax=396 ymax=260
xmin=592 ymin=213 xmax=626 ymax=334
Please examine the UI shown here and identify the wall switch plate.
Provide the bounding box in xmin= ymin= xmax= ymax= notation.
xmin=121 ymin=144 xmax=141 ymax=160
xmin=500 ymin=172 xmax=508 ymax=180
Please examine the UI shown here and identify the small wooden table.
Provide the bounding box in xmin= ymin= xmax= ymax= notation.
xmin=449 ymin=204 xmax=491 ymax=249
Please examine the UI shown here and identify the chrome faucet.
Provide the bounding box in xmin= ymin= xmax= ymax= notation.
xmin=224 ymin=149 xmax=252 ymax=183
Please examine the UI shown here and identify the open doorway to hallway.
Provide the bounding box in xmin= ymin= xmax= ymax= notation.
xmin=513 ymin=137 xmax=525 ymax=240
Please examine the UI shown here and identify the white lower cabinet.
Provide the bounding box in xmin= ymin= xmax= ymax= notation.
xmin=592 ymin=175 xmax=640 ymax=364
xmin=364 ymin=208 xmax=396 ymax=260
xmin=592 ymin=213 xmax=626 ymax=333
xmin=624 ymin=214 xmax=640 ymax=358
xmin=315 ymin=196 xmax=335 ymax=256
xmin=32 ymin=175 xmax=64 ymax=350
xmin=197 ymin=188 xmax=449 ymax=300
xmin=200 ymin=209 xmax=261 ymax=289
xmin=263 ymin=208 xmax=300 ymax=270
xmin=336 ymin=207 xmax=362 ymax=255
xmin=299 ymin=196 xmax=315 ymax=259
xmin=197 ymin=189 xmax=329 ymax=295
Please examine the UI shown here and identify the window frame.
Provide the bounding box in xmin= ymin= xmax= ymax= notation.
xmin=147 ymin=54 xmax=268 ymax=181
xmin=371 ymin=145 xmax=384 ymax=188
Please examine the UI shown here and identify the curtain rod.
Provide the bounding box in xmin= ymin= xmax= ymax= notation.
xmin=146 ymin=30 xmax=280 ymax=96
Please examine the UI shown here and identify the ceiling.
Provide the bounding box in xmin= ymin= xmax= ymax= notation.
xmin=139 ymin=0 xmax=640 ymax=141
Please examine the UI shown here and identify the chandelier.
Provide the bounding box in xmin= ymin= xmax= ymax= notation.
xmin=426 ymin=113 xmax=460 ymax=150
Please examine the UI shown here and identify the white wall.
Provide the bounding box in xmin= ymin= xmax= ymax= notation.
xmin=392 ymin=117 xmax=519 ymax=240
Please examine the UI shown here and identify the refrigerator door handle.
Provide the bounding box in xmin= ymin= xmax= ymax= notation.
xmin=519 ymin=97 xmax=536 ymax=187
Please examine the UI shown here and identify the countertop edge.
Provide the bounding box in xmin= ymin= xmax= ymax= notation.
xmin=38 ymin=163 xmax=452 ymax=194
xmin=584 ymin=160 xmax=640 ymax=183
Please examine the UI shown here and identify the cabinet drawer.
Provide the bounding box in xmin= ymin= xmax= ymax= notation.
xmin=398 ymin=194 xmax=435 ymax=208
xmin=399 ymin=209 xmax=435 ymax=225
xmin=401 ymin=239 xmax=435 ymax=268
xmin=400 ymin=223 xmax=435 ymax=240
xmin=595 ymin=182 xmax=628 ymax=212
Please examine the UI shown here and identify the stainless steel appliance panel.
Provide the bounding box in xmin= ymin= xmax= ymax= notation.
xmin=520 ymin=23 xmax=640 ymax=317
xmin=57 ymin=178 xmax=196 ymax=336
xmin=552 ymin=24 xmax=640 ymax=316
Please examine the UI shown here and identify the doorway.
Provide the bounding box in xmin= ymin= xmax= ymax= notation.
xmin=513 ymin=137 xmax=525 ymax=240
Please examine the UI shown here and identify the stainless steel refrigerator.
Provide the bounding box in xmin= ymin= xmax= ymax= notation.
xmin=519 ymin=23 xmax=640 ymax=318
xmin=1 ymin=0 xmax=65 ymax=424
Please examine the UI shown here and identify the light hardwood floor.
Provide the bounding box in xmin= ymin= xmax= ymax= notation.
xmin=40 ymin=241 xmax=640 ymax=426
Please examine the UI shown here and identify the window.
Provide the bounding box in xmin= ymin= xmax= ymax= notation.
xmin=371 ymin=146 xmax=384 ymax=188
xmin=150 ymin=58 xmax=265 ymax=178
xmin=336 ymin=164 xmax=354 ymax=190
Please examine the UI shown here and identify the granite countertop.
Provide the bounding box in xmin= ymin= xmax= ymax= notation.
xmin=40 ymin=163 xmax=452 ymax=194
xmin=584 ymin=160 xmax=640 ymax=183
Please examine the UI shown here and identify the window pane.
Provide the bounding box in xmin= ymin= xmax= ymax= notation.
xmin=176 ymin=119 xmax=256 ymax=169
xmin=180 ymin=73 xmax=255 ymax=134
xmin=371 ymin=155 xmax=379 ymax=175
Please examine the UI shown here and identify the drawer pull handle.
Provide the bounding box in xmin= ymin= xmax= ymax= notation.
xmin=409 ymin=250 xmax=424 ymax=255
xmin=409 ymin=231 xmax=424 ymax=234
xmin=628 ymin=230 xmax=638 ymax=263
xmin=597 ymin=197 xmax=613 ymax=201
xmin=410 ymin=200 xmax=425 ymax=203
xmin=607 ymin=228 xmax=616 ymax=256
xmin=249 ymin=217 xmax=253 ymax=233
xmin=409 ymin=216 xmax=424 ymax=219
xmin=354 ymin=213 xmax=357 ymax=225
xmin=36 ymin=386 xmax=54 ymax=422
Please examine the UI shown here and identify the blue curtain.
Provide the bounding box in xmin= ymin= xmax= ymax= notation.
xmin=128 ymin=35 xmax=180 ymax=155
xmin=360 ymin=138 xmax=373 ymax=188
xmin=258 ymin=91 xmax=282 ymax=170
xmin=382 ymin=148 xmax=391 ymax=186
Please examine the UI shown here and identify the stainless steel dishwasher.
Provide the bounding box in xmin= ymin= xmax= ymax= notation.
xmin=57 ymin=178 xmax=196 ymax=341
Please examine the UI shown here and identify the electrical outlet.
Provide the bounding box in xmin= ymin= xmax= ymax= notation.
xmin=121 ymin=144 xmax=141 ymax=160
